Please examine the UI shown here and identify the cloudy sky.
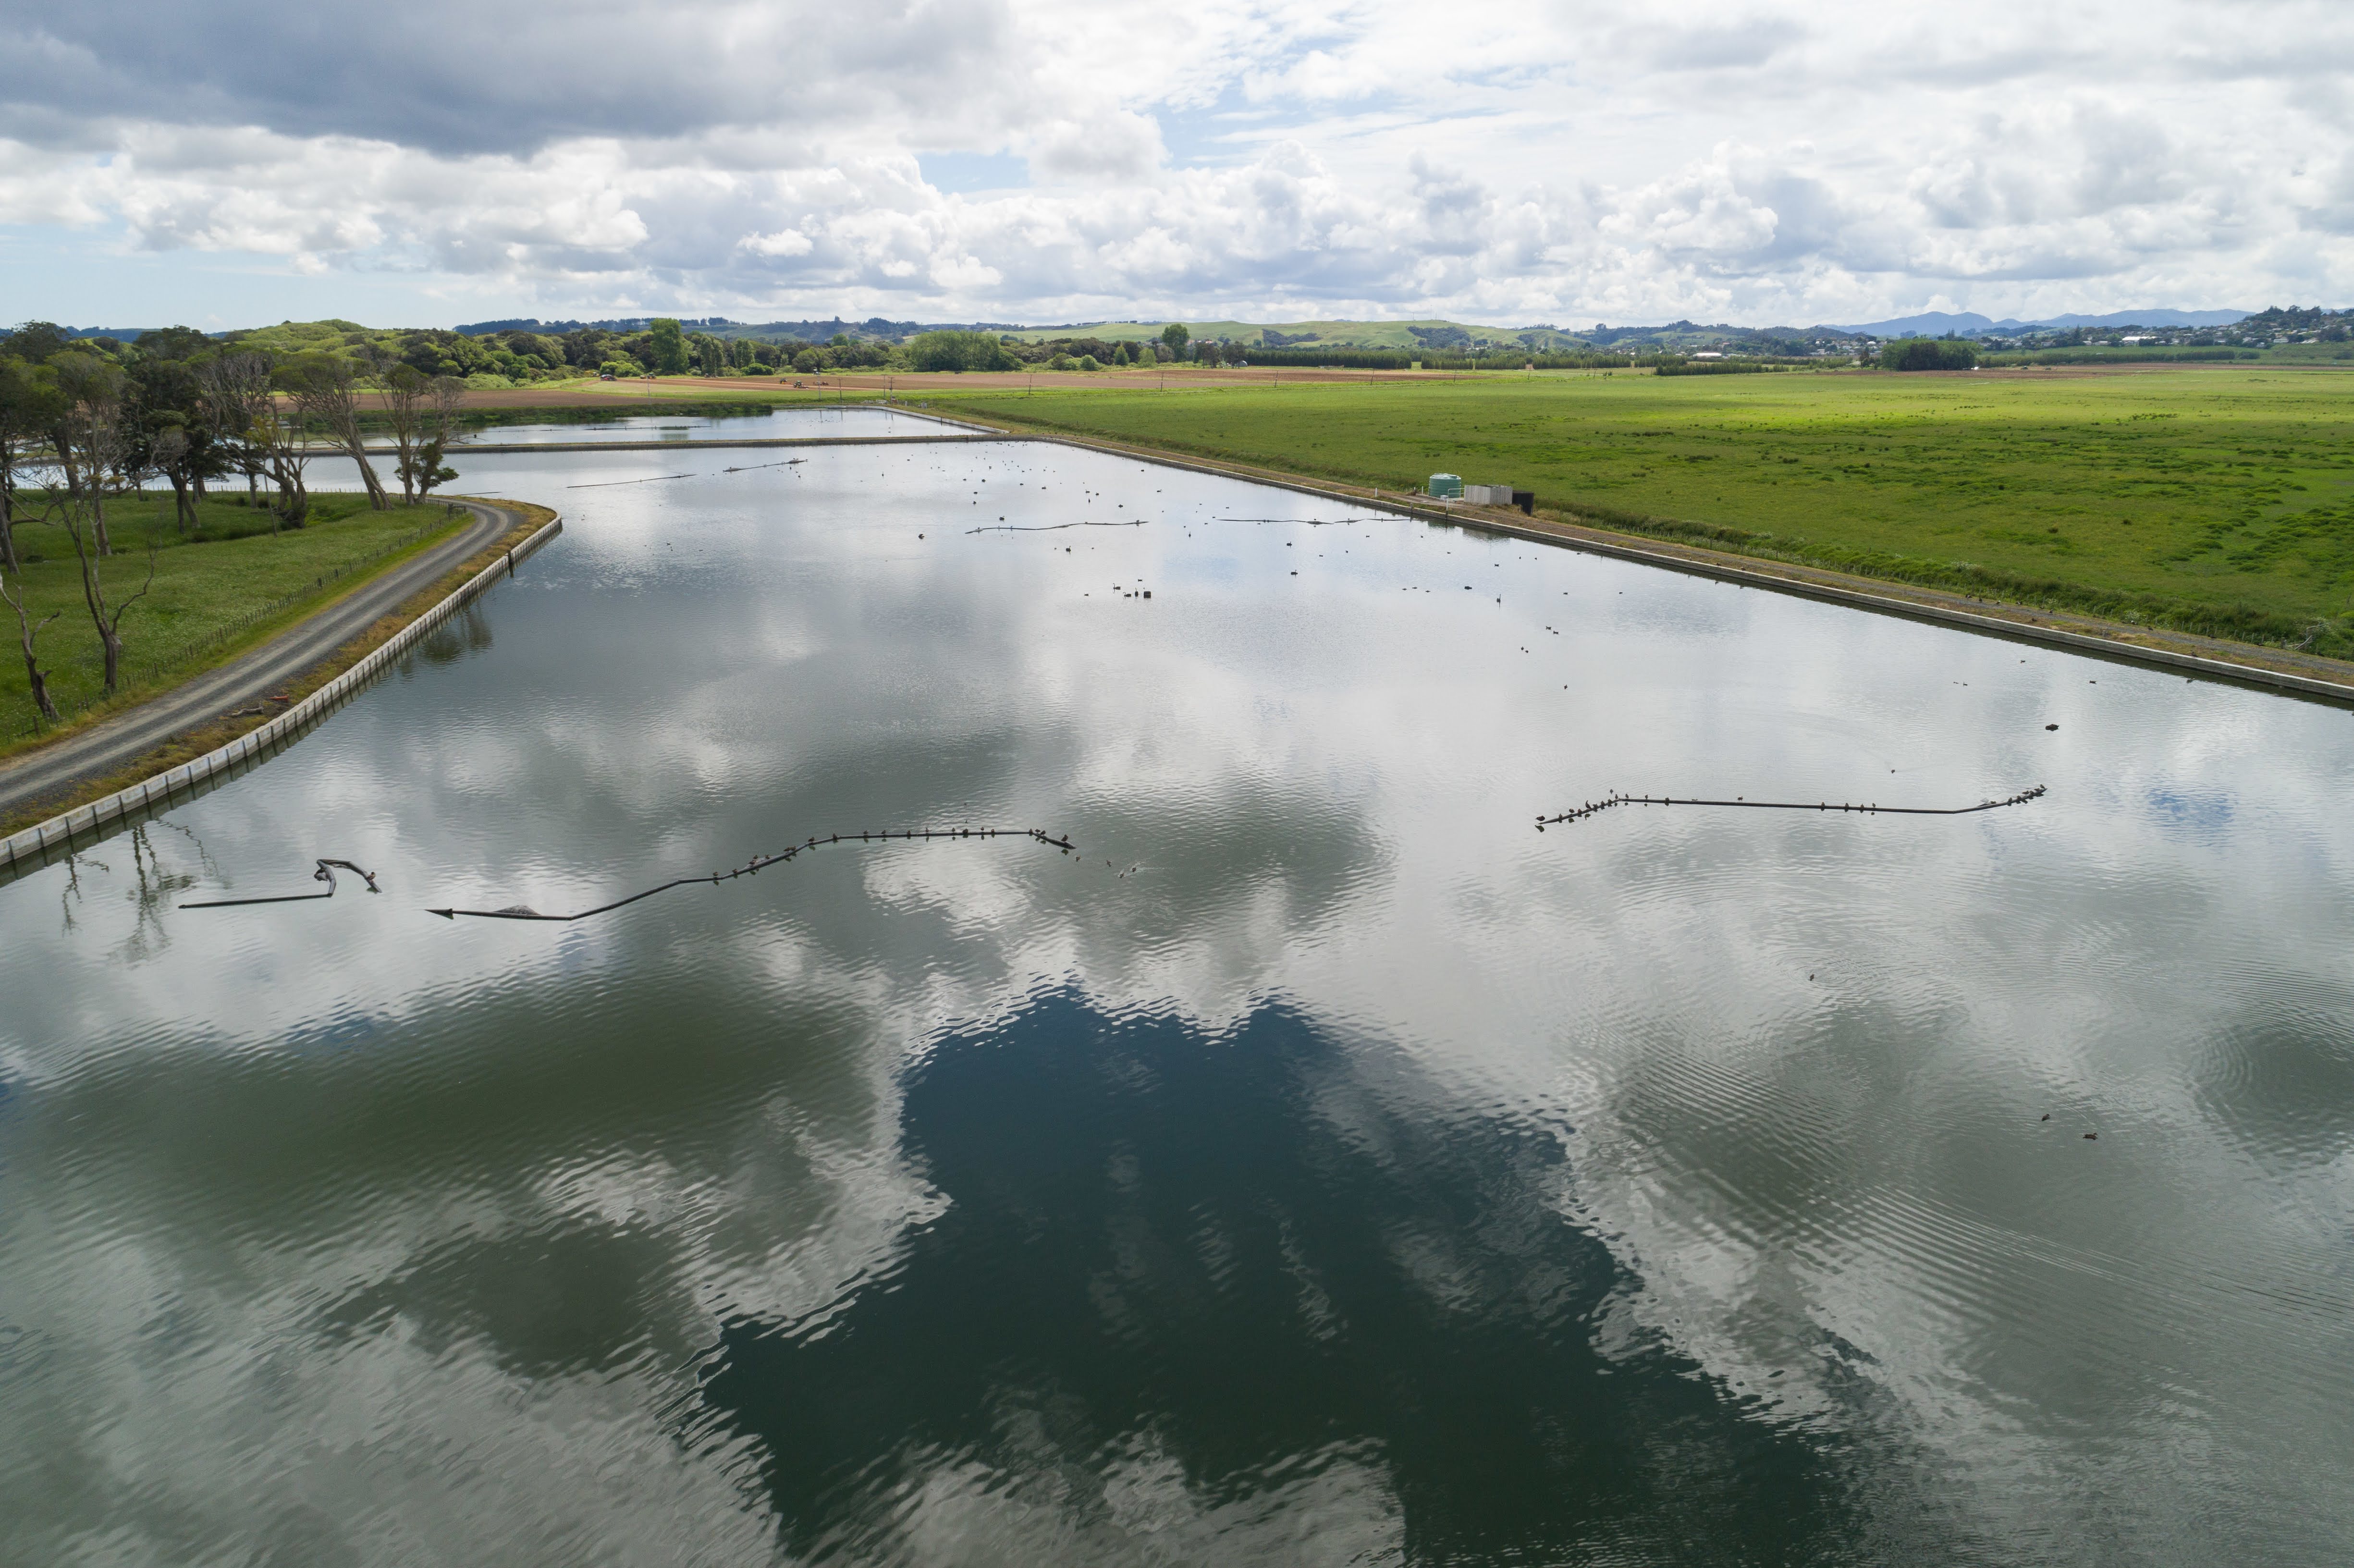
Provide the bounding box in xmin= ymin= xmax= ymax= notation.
xmin=1 ymin=0 xmax=2348 ymax=330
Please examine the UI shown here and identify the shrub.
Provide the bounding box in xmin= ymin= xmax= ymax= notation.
xmin=1076 ymin=355 xmax=1101 ymax=371
xmin=1047 ymin=353 xmax=1079 ymax=371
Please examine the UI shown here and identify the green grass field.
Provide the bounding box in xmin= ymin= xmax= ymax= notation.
xmin=0 ymin=491 xmax=466 ymax=745
xmin=932 ymin=365 xmax=2354 ymax=658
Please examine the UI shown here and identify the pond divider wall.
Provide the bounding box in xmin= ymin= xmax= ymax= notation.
xmin=364 ymin=432 xmax=1009 ymax=456
xmin=0 ymin=511 xmax=564 ymax=885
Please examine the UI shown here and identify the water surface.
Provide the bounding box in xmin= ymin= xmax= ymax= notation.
xmin=2 ymin=434 xmax=2350 ymax=1564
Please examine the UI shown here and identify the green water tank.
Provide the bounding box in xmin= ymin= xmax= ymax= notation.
xmin=1427 ymin=473 xmax=1462 ymax=499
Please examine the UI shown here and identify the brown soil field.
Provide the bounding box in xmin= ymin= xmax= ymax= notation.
xmin=345 ymin=364 xmax=1516 ymax=411
xmin=344 ymin=360 xmax=2141 ymax=413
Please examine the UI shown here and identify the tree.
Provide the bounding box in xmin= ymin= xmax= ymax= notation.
xmin=133 ymin=325 xmax=215 ymax=362
xmin=200 ymin=353 xmax=311 ymax=527
xmin=1 ymin=321 xmax=74 ymax=363
xmin=907 ymin=331 xmax=1017 ymax=372
xmin=648 ymin=318 xmax=689 ymax=375
xmin=0 ymin=566 xmax=61 ymax=723
xmin=128 ymin=355 xmax=224 ymax=535
xmin=1880 ymin=337 xmax=1977 ymax=371
xmin=1161 ymin=323 xmax=1189 ymax=355
xmin=197 ymin=352 xmax=276 ymax=511
xmin=0 ymin=355 xmax=67 ymax=572
xmin=377 ymin=361 xmax=432 ymax=504
xmin=57 ymin=489 xmax=157 ymax=697
xmin=48 ymin=352 xmax=129 ymax=554
xmin=400 ymin=377 xmax=466 ymax=501
xmin=277 ymin=351 xmax=390 ymax=509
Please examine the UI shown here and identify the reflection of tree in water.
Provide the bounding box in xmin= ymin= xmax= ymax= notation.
xmin=411 ymin=601 xmax=495 ymax=668
xmin=116 ymin=822 xmax=202 ymax=963
xmin=51 ymin=819 xmax=215 ymax=955
xmin=698 ymin=992 xmax=1865 ymax=1565
xmin=151 ymin=815 xmax=221 ymax=882
xmin=59 ymin=851 xmax=110 ymax=933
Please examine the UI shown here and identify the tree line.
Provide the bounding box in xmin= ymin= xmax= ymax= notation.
xmin=1878 ymin=338 xmax=1978 ymax=371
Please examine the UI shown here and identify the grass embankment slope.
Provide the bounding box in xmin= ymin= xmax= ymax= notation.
xmin=938 ymin=365 xmax=2354 ymax=660
xmin=0 ymin=493 xmax=468 ymax=751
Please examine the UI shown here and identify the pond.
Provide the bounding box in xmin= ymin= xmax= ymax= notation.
xmin=2 ymin=430 xmax=2350 ymax=1565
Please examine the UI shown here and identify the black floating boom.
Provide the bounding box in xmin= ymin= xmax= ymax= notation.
xmin=428 ymin=827 xmax=1078 ymax=923
xmin=183 ymin=858 xmax=382 ymax=908
xmin=1536 ymin=785 xmax=2047 ymax=830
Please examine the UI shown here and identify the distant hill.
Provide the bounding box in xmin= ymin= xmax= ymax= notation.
xmin=45 ymin=326 xmax=172 ymax=342
xmin=452 ymin=316 xmax=1035 ymax=343
xmin=2030 ymin=309 xmax=2252 ymax=329
xmin=993 ymin=318 xmax=1655 ymax=353
xmin=1832 ymin=308 xmax=2253 ymax=338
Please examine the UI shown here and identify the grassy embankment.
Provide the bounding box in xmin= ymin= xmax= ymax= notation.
xmin=921 ymin=364 xmax=2354 ymax=661
xmin=0 ymin=492 xmax=469 ymax=751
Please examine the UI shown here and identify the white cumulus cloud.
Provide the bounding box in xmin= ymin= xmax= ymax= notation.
xmin=0 ymin=0 xmax=2346 ymax=325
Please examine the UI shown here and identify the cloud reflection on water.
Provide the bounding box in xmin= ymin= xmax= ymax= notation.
xmin=0 ymin=437 xmax=2351 ymax=1562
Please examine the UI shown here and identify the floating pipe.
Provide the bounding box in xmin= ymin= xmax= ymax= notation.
xmin=1536 ymin=785 xmax=2046 ymax=829
xmin=428 ymin=828 xmax=1077 ymax=922
xmin=183 ymin=858 xmax=381 ymax=908
xmin=968 ymin=520 xmax=1145 ymax=533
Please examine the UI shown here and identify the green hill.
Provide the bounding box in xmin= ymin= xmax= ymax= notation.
xmin=998 ymin=318 xmax=1598 ymax=353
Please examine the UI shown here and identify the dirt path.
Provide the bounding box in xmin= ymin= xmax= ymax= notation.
xmin=0 ymin=500 xmax=521 ymax=819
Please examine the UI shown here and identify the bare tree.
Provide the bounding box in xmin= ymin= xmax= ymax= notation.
xmin=277 ymin=351 xmax=388 ymax=510
xmin=197 ymin=352 xmax=269 ymax=500
xmin=0 ymin=567 xmax=61 ymax=723
xmin=57 ymin=488 xmax=157 ymax=696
